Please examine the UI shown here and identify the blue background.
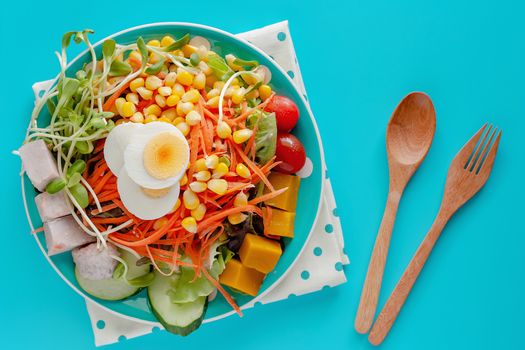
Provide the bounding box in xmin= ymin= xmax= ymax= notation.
xmin=1 ymin=0 xmax=523 ymax=349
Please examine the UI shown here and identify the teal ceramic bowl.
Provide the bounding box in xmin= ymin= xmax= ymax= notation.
xmin=22 ymin=23 xmax=324 ymax=325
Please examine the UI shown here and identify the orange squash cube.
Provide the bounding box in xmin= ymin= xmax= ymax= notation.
xmin=264 ymin=172 xmax=300 ymax=212
xmin=219 ymin=259 xmax=265 ymax=296
xmin=238 ymin=234 xmax=282 ymax=274
xmin=264 ymin=208 xmax=295 ymax=238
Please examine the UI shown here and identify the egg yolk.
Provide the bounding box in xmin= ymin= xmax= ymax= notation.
xmin=143 ymin=132 xmax=187 ymax=180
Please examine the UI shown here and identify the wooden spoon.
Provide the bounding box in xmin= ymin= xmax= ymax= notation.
xmin=355 ymin=92 xmax=436 ymax=334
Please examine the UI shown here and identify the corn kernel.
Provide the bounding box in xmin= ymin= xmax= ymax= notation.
xmin=194 ymin=158 xmax=207 ymax=172
xmin=259 ymin=84 xmax=272 ymax=101
xmin=213 ymin=81 xmax=225 ymax=91
xmin=115 ymin=97 xmax=126 ymax=113
xmin=130 ymin=78 xmax=145 ymax=92
xmin=224 ymin=86 xmax=236 ymax=98
xmin=206 ymin=74 xmax=218 ymax=88
xmin=194 ymin=170 xmax=211 ymax=182
xmin=144 ymin=104 xmax=162 ymax=117
xmin=145 ymin=75 xmax=163 ymax=90
xmin=177 ymin=69 xmax=194 ymax=86
xmin=120 ymin=101 xmax=136 ymax=118
xmin=158 ymin=86 xmax=172 ymax=97
xmin=155 ymin=94 xmax=166 ymax=108
xmin=206 ymin=96 xmax=220 ymax=108
xmin=246 ymin=89 xmax=259 ymax=100
xmin=161 ymin=108 xmax=177 ymax=121
xmin=153 ymin=217 xmax=169 ymax=230
xmin=158 ymin=116 xmax=171 ymax=123
xmin=164 ymin=72 xmax=177 ymax=87
xmin=183 ymin=189 xmax=200 ymax=210
xmin=147 ymin=39 xmax=161 ymax=47
xmin=130 ymin=112 xmax=144 ymax=123
xmin=191 ymin=203 xmax=207 ymax=221
xmin=212 ymin=162 xmax=229 ymax=179
xmin=166 ymin=94 xmax=180 ymax=107
xmin=198 ymin=61 xmax=212 ymax=75
xmin=231 ymin=87 xmax=245 ymax=104
xmin=172 ymin=49 xmax=184 ymax=58
xmin=226 ymin=54 xmax=243 ymax=71
xmin=180 ymin=173 xmax=188 ymax=186
xmin=181 ymin=216 xmax=197 ymax=233
xmin=126 ymin=92 xmax=139 ymax=105
xmin=217 ymin=121 xmax=232 ymax=139
xmin=234 ymin=192 xmax=248 ymax=207
xmin=172 ymin=117 xmax=185 ymax=126
xmin=182 ymin=44 xmax=198 ymax=58
xmin=193 ymin=72 xmax=206 ymax=90
xmin=206 ymin=88 xmax=220 ymax=99
xmin=182 ymin=89 xmax=201 ymax=103
xmin=176 ymin=122 xmax=190 ymax=136
xmin=208 ymin=179 xmax=228 ymax=195
xmin=115 ymin=118 xmax=126 ymax=125
xmin=189 ymin=181 xmax=207 ymax=193
xmin=144 ymin=115 xmax=158 ymax=123
xmin=128 ymin=51 xmax=142 ymax=65
xmin=169 ymin=198 xmax=181 ymax=213
xmin=168 ymin=64 xmax=178 ymax=72
xmin=161 ymin=35 xmax=175 ymax=47
xmin=228 ymin=213 xmax=247 ymax=225
xmin=136 ymin=87 xmax=153 ymax=100
xmin=236 ymin=163 xmax=251 ymax=179
xmin=205 ymin=154 xmax=219 ymax=169
xmin=172 ymin=83 xmax=185 ymax=97
xmin=232 ymin=129 xmax=254 ymax=144
xmin=242 ymin=72 xmax=261 ymax=85
xmin=176 ymin=101 xmax=194 ymax=116
xmin=185 ymin=110 xmax=201 ymax=126
xmin=149 ymin=52 xmax=162 ymax=64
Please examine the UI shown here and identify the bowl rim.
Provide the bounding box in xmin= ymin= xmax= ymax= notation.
xmin=21 ymin=21 xmax=326 ymax=325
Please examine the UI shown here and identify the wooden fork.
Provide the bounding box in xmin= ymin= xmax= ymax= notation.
xmin=368 ymin=124 xmax=502 ymax=345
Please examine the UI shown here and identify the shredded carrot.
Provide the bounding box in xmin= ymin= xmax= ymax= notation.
xmin=249 ymin=187 xmax=288 ymax=205
xmin=231 ymin=142 xmax=274 ymax=191
xmin=201 ymin=267 xmax=242 ymax=316
xmin=102 ymin=81 xmax=131 ymax=111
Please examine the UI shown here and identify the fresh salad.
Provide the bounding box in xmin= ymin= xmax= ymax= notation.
xmin=19 ymin=30 xmax=308 ymax=336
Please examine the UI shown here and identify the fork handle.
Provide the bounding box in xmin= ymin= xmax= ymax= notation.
xmin=355 ymin=190 xmax=401 ymax=334
xmin=368 ymin=212 xmax=450 ymax=345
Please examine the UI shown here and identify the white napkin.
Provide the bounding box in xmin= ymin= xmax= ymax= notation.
xmin=33 ymin=20 xmax=349 ymax=346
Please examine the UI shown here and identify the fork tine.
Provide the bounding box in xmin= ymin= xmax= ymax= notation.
xmin=457 ymin=124 xmax=488 ymax=166
xmin=477 ymin=130 xmax=502 ymax=175
xmin=466 ymin=124 xmax=493 ymax=170
xmin=474 ymin=127 xmax=498 ymax=173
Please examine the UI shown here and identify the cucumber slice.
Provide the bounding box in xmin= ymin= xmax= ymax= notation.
xmin=75 ymin=249 xmax=150 ymax=301
xmin=148 ymin=271 xmax=208 ymax=336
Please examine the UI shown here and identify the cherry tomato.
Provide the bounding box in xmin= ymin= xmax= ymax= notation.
xmin=275 ymin=133 xmax=306 ymax=174
xmin=265 ymin=95 xmax=299 ymax=132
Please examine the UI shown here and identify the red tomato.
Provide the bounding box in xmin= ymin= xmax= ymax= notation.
xmin=265 ymin=95 xmax=299 ymax=132
xmin=275 ymin=133 xmax=306 ymax=174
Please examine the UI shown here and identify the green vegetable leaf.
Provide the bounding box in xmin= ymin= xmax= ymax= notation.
xmin=113 ymin=263 xmax=125 ymax=279
xmin=233 ymin=58 xmax=259 ymax=68
xmin=61 ymin=32 xmax=76 ymax=49
xmin=207 ymin=54 xmax=234 ymax=80
xmin=46 ymin=98 xmax=56 ymax=115
xmin=69 ymin=183 xmax=89 ymax=208
xmin=246 ymin=111 xmax=277 ymax=164
xmin=162 ymin=34 xmax=190 ymax=52
xmin=67 ymin=159 xmax=87 ymax=177
xmin=89 ymin=117 xmax=106 ymax=129
xmin=59 ymin=78 xmax=80 ymax=101
xmin=218 ymin=155 xmax=231 ymax=167
xmin=67 ymin=172 xmax=82 ymax=187
xmin=75 ymin=140 xmax=93 ymax=154
xmin=109 ymin=61 xmax=132 ymax=76
xmin=127 ymin=272 xmax=155 ymax=287
xmin=102 ymin=39 xmax=116 ymax=61
xmin=46 ymin=177 xmax=66 ymax=194
xmin=145 ymin=58 xmax=166 ymax=75
xmin=136 ymin=37 xmax=148 ymax=67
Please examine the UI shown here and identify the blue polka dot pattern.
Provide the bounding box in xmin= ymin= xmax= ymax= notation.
xmin=151 ymin=326 xmax=161 ymax=333
xmin=96 ymin=320 xmax=105 ymax=330
xmin=335 ymin=262 xmax=343 ymax=271
xmin=313 ymin=247 xmax=323 ymax=256
xmin=277 ymin=32 xmax=286 ymax=41
xmin=118 ymin=335 xmax=127 ymax=342
xmin=301 ymin=270 xmax=310 ymax=280
xmin=333 ymin=208 xmax=338 ymax=217
xmin=287 ymin=70 xmax=295 ymax=78
xmin=325 ymin=224 xmax=333 ymax=233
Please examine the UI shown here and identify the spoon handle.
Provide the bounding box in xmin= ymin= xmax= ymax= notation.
xmin=355 ymin=191 xmax=401 ymax=334
xmin=368 ymin=213 xmax=449 ymax=345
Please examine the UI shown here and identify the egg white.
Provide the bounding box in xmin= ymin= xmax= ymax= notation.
xmin=103 ymin=122 xmax=143 ymax=176
xmin=117 ymin=168 xmax=180 ymax=220
xmin=124 ymin=122 xmax=189 ymax=189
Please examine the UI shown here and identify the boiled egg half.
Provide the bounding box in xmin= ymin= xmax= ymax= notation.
xmin=103 ymin=122 xmax=189 ymax=220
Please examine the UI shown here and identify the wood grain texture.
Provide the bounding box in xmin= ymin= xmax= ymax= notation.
xmin=355 ymin=92 xmax=436 ymax=334
xmin=368 ymin=125 xmax=502 ymax=346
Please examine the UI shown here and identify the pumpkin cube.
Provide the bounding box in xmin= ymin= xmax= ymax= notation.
xmin=219 ymin=259 xmax=265 ymax=296
xmin=264 ymin=172 xmax=300 ymax=212
xmin=238 ymin=234 xmax=282 ymax=274
xmin=264 ymin=208 xmax=295 ymax=238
